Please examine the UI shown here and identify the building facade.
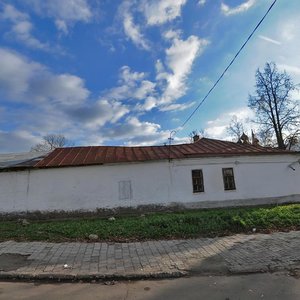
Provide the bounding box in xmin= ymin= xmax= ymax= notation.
xmin=1 ymin=138 xmax=300 ymax=215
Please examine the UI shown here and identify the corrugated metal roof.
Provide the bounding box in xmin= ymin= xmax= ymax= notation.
xmin=34 ymin=138 xmax=297 ymax=169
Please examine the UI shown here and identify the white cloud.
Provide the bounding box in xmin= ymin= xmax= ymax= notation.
xmin=55 ymin=20 xmax=69 ymax=35
xmin=158 ymin=36 xmax=209 ymax=104
xmin=163 ymin=29 xmax=182 ymax=40
xmin=117 ymin=35 xmax=209 ymax=112
xmin=135 ymin=96 xmax=158 ymax=111
xmin=0 ymin=48 xmax=43 ymax=97
xmin=198 ymin=0 xmax=206 ymax=6
xmin=141 ymin=0 xmax=187 ymax=26
xmin=290 ymin=90 xmax=300 ymax=102
xmin=119 ymin=65 xmax=146 ymax=83
xmin=25 ymin=0 xmax=92 ymax=33
xmin=0 ymin=49 xmax=177 ymax=150
xmin=107 ymin=117 xmax=170 ymax=146
xmin=0 ymin=4 xmax=49 ymax=50
xmin=111 ymin=35 xmax=209 ymax=113
xmin=280 ymin=20 xmax=300 ymax=42
xmin=0 ymin=48 xmax=89 ymax=105
xmin=258 ymin=35 xmax=281 ymax=45
xmin=0 ymin=48 xmax=131 ymax=148
xmin=278 ymin=64 xmax=300 ymax=75
xmin=122 ymin=7 xmax=150 ymax=50
xmin=204 ymin=107 xmax=255 ymax=140
xmin=221 ymin=0 xmax=256 ymax=16
xmin=0 ymin=130 xmax=40 ymax=153
xmin=1 ymin=3 xmax=27 ymax=20
xmin=133 ymin=81 xmax=156 ymax=100
xmin=32 ymin=74 xmax=90 ymax=105
xmin=160 ymin=101 xmax=196 ymax=112
xmin=105 ymin=66 xmax=156 ymax=101
xmin=67 ymin=99 xmax=129 ymax=128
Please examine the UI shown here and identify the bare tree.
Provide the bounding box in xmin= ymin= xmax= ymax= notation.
xmin=248 ymin=62 xmax=300 ymax=149
xmin=31 ymin=134 xmax=70 ymax=152
xmin=226 ymin=115 xmax=244 ymax=142
xmin=256 ymin=129 xmax=275 ymax=147
xmin=285 ymin=129 xmax=300 ymax=150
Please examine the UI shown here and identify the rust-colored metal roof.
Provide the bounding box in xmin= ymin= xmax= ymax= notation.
xmin=34 ymin=138 xmax=298 ymax=169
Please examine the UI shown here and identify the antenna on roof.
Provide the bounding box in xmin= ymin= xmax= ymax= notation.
xmin=168 ymin=130 xmax=176 ymax=162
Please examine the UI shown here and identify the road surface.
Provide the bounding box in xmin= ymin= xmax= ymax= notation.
xmin=1 ymin=272 xmax=300 ymax=300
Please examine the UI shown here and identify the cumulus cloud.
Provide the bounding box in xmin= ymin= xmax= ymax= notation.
xmin=0 ymin=48 xmax=135 ymax=150
xmin=67 ymin=99 xmax=129 ymax=128
xmin=25 ymin=0 xmax=93 ymax=34
xmin=105 ymin=66 xmax=156 ymax=101
xmin=163 ymin=29 xmax=182 ymax=40
xmin=55 ymin=19 xmax=69 ymax=35
xmin=104 ymin=34 xmax=208 ymax=113
xmin=0 ymin=48 xmax=89 ymax=105
xmin=135 ymin=96 xmax=158 ymax=111
xmin=120 ymin=0 xmax=187 ymax=49
xmin=0 ymin=48 xmax=43 ymax=98
xmin=0 ymin=4 xmax=49 ymax=50
xmin=0 ymin=130 xmax=40 ymax=153
xmin=158 ymin=36 xmax=209 ymax=104
xmin=221 ymin=0 xmax=256 ymax=16
xmin=0 ymin=48 xmax=177 ymax=151
xmin=102 ymin=66 xmax=160 ymax=113
xmin=106 ymin=117 xmax=170 ymax=146
xmin=122 ymin=2 xmax=150 ymax=50
xmin=104 ymin=37 xmax=208 ymax=113
xmin=141 ymin=0 xmax=187 ymax=26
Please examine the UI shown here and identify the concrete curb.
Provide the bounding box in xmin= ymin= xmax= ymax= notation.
xmin=0 ymin=271 xmax=188 ymax=283
xmin=1 ymin=267 xmax=299 ymax=283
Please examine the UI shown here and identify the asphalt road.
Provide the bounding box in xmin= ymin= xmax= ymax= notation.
xmin=0 ymin=273 xmax=300 ymax=300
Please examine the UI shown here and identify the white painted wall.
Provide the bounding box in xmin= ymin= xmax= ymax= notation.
xmin=0 ymin=154 xmax=300 ymax=213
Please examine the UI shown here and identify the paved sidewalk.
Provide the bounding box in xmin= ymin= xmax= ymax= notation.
xmin=1 ymin=231 xmax=300 ymax=281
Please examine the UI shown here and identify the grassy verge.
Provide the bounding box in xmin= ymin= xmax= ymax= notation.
xmin=1 ymin=204 xmax=300 ymax=242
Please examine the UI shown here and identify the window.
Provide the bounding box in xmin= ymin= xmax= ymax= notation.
xmin=222 ymin=168 xmax=236 ymax=190
xmin=192 ymin=170 xmax=204 ymax=193
xmin=119 ymin=180 xmax=132 ymax=200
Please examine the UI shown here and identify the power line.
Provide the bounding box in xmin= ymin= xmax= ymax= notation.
xmin=176 ymin=0 xmax=278 ymax=135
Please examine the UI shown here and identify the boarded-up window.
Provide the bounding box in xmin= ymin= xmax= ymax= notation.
xmin=192 ymin=170 xmax=204 ymax=193
xmin=222 ymin=168 xmax=236 ymax=190
xmin=119 ymin=180 xmax=132 ymax=200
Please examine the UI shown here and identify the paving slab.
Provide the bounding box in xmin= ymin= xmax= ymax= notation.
xmin=0 ymin=231 xmax=300 ymax=281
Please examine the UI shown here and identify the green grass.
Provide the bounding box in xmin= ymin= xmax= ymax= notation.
xmin=1 ymin=204 xmax=300 ymax=242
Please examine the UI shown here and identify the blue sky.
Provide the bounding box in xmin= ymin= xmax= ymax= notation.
xmin=0 ymin=0 xmax=300 ymax=153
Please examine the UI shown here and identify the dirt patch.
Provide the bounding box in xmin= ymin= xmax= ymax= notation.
xmin=0 ymin=254 xmax=30 ymax=271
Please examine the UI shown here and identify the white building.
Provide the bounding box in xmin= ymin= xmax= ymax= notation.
xmin=0 ymin=138 xmax=300 ymax=215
